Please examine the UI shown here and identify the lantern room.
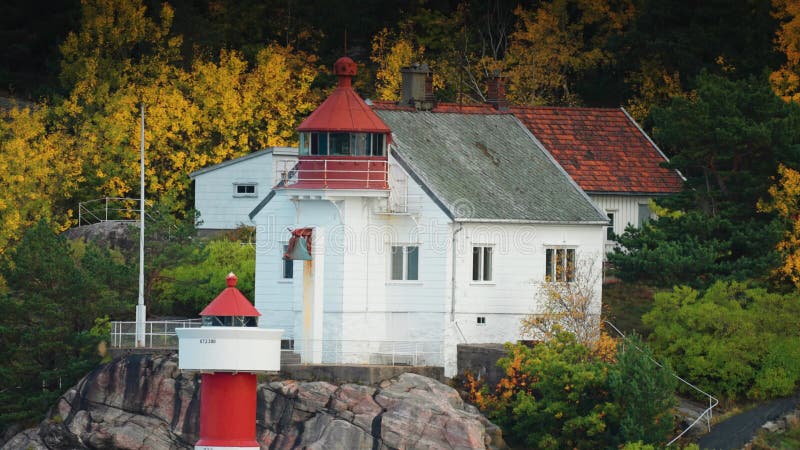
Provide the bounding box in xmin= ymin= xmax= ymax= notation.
xmin=176 ymin=273 xmax=282 ymax=373
xmin=278 ymin=56 xmax=392 ymax=190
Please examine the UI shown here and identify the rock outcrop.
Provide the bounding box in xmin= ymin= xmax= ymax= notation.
xmin=4 ymin=354 xmax=505 ymax=450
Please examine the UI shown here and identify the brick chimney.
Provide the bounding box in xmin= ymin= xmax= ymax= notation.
xmin=400 ymin=63 xmax=436 ymax=111
xmin=486 ymin=70 xmax=508 ymax=110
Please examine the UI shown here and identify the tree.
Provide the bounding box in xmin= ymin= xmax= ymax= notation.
xmin=505 ymin=0 xmax=635 ymax=106
xmin=521 ymin=258 xmax=603 ymax=346
xmin=609 ymin=334 xmax=677 ymax=445
xmin=643 ymin=281 xmax=800 ymax=401
xmin=0 ymin=220 xmax=132 ymax=431
xmin=653 ymin=72 xmax=800 ymax=217
xmin=467 ymin=331 xmax=677 ymax=449
xmin=0 ymin=105 xmax=81 ymax=254
xmin=771 ymin=0 xmax=800 ymax=102
xmin=151 ymin=238 xmax=255 ymax=316
xmin=758 ymin=164 xmax=800 ymax=288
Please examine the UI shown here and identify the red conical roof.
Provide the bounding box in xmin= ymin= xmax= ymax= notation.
xmin=200 ymin=273 xmax=261 ymax=317
xmin=297 ymin=56 xmax=391 ymax=134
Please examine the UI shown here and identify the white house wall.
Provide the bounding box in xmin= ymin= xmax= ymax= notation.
xmin=589 ymin=194 xmax=655 ymax=234
xmin=194 ymin=148 xmax=298 ymax=230
xmin=194 ymin=153 xmax=273 ymax=230
xmin=443 ymin=222 xmax=605 ymax=375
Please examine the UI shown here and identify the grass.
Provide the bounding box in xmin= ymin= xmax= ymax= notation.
xmin=602 ymin=279 xmax=659 ymax=337
xmin=750 ymin=415 xmax=800 ymax=449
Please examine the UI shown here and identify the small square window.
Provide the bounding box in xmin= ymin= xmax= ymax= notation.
xmin=390 ymin=245 xmax=419 ymax=281
xmin=477 ymin=316 xmax=486 ymax=325
xmin=472 ymin=246 xmax=493 ymax=281
xmin=234 ymin=183 xmax=257 ymax=197
xmin=545 ymin=247 xmax=576 ymax=282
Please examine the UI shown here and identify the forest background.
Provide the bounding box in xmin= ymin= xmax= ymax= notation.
xmin=3 ymin=0 xmax=800 ymax=446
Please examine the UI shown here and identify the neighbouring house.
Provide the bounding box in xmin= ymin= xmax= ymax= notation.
xmin=190 ymin=147 xmax=297 ymax=232
xmin=247 ymin=60 xmax=608 ymax=376
xmin=510 ymin=103 xmax=684 ymax=253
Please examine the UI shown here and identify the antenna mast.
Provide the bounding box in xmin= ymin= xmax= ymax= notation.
xmin=135 ymin=103 xmax=147 ymax=347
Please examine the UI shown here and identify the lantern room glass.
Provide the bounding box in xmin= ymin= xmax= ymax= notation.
xmin=300 ymin=132 xmax=386 ymax=157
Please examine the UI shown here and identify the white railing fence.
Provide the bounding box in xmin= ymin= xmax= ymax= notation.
xmin=284 ymin=339 xmax=443 ymax=367
xmin=603 ymin=321 xmax=718 ymax=446
xmin=78 ymin=197 xmax=143 ymax=226
xmin=111 ymin=320 xmax=202 ymax=349
xmin=275 ymin=158 xmax=389 ymax=187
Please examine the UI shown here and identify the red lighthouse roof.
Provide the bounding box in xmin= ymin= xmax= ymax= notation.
xmin=297 ymin=56 xmax=391 ymax=133
xmin=200 ymin=273 xmax=260 ymax=317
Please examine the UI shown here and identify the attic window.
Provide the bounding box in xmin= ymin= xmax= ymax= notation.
xmin=234 ymin=183 xmax=257 ymax=197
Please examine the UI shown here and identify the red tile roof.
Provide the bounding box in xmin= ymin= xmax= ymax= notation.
xmin=511 ymin=106 xmax=683 ymax=194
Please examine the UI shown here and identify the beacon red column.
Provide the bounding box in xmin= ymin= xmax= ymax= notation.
xmin=177 ymin=273 xmax=283 ymax=450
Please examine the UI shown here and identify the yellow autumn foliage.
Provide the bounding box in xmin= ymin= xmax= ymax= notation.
xmin=505 ymin=0 xmax=635 ymax=106
xmin=0 ymin=106 xmax=82 ymax=253
xmin=758 ymin=164 xmax=800 ymax=287
xmin=771 ymin=0 xmax=800 ymax=102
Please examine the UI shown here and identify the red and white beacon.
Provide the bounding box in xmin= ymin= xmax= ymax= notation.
xmin=177 ymin=272 xmax=282 ymax=450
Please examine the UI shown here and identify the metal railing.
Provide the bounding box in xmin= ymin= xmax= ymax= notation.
xmin=111 ymin=320 xmax=202 ymax=349
xmin=283 ymin=339 xmax=443 ymax=367
xmin=603 ymin=321 xmax=718 ymax=446
xmin=276 ymin=157 xmax=389 ymax=188
xmin=78 ymin=197 xmax=142 ymax=226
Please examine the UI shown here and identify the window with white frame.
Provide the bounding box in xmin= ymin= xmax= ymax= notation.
xmin=545 ymin=247 xmax=576 ymax=282
xmin=233 ymin=183 xmax=257 ymax=197
xmin=472 ymin=246 xmax=493 ymax=282
xmin=281 ymin=244 xmax=293 ymax=279
xmin=390 ymin=245 xmax=419 ymax=281
xmin=606 ymin=211 xmax=616 ymax=240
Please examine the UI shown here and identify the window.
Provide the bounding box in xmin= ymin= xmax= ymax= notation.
xmin=606 ymin=212 xmax=616 ymax=240
xmin=472 ymin=246 xmax=493 ymax=281
xmin=301 ymin=132 xmax=386 ymax=156
xmin=233 ymin=183 xmax=257 ymax=197
xmin=545 ymin=248 xmax=576 ymax=282
xmin=390 ymin=245 xmax=419 ymax=281
xmin=476 ymin=316 xmax=486 ymax=325
xmin=281 ymin=244 xmax=293 ymax=279
xmin=637 ymin=203 xmax=651 ymax=228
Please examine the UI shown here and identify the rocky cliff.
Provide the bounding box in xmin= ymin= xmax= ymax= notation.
xmin=4 ymin=354 xmax=505 ymax=450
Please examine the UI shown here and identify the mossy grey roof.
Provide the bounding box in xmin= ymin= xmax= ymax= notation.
xmin=375 ymin=110 xmax=608 ymax=223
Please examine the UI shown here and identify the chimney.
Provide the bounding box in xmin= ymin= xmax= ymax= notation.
xmin=400 ymin=63 xmax=436 ymax=111
xmin=487 ymin=70 xmax=508 ymax=110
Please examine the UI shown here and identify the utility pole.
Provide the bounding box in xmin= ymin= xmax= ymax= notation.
xmin=135 ymin=103 xmax=147 ymax=347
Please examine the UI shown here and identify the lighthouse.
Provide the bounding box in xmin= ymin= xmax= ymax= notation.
xmin=177 ymin=273 xmax=282 ymax=450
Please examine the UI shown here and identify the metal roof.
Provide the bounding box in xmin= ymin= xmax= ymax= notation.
xmin=374 ymin=110 xmax=609 ymax=223
xmin=297 ymin=57 xmax=391 ymax=134
xmin=189 ymin=147 xmax=297 ymax=179
xmin=200 ymin=273 xmax=260 ymax=317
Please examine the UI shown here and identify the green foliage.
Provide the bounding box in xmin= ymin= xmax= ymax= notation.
xmin=480 ymin=332 xmax=676 ymax=449
xmin=643 ymin=281 xmax=800 ymax=401
xmin=653 ymin=72 xmax=800 ymax=218
xmin=152 ymin=239 xmax=255 ymax=316
xmin=609 ymin=212 xmax=783 ymax=288
xmin=609 ymin=334 xmax=677 ymax=444
xmin=0 ymin=220 xmax=133 ymax=432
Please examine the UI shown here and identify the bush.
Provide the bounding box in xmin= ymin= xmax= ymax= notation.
xmin=468 ymin=332 xmax=677 ymax=449
xmin=643 ymin=281 xmax=800 ymax=401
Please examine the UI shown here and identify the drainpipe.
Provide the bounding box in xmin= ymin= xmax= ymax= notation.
xmin=450 ymin=222 xmax=463 ymax=322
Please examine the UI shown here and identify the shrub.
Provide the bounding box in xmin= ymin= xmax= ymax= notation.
xmin=643 ymin=280 xmax=800 ymax=401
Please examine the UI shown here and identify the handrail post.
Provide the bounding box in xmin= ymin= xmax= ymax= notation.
xmin=105 ymin=197 xmax=108 ymax=221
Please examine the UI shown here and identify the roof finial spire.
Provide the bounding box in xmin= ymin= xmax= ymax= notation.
xmin=344 ymin=29 xmax=348 ymax=56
